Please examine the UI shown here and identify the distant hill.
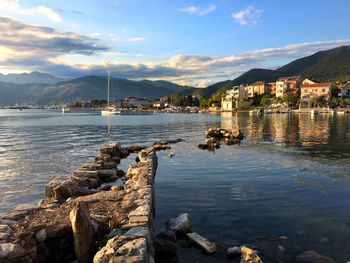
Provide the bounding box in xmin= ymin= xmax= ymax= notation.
xmin=196 ymin=45 xmax=350 ymax=97
xmin=0 ymin=71 xmax=64 ymax=84
xmin=0 ymin=76 xmax=191 ymax=105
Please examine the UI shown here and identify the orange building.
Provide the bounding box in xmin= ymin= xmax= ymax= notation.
xmin=300 ymin=83 xmax=331 ymax=107
xmin=275 ymin=76 xmax=301 ymax=98
xmin=246 ymin=81 xmax=271 ymax=98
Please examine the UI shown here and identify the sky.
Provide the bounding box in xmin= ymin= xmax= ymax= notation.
xmin=0 ymin=0 xmax=350 ymax=87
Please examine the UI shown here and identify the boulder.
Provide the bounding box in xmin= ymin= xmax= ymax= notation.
xmin=227 ymin=246 xmax=241 ymax=259
xmin=36 ymin=229 xmax=47 ymax=242
xmin=296 ymin=250 xmax=336 ymax=263
xmin=166 ymin=213 xmax=192 ymax=235
xmin=70 ymin=201 xmax=95 ymax=263
xmin=240 ymin=246 xmax=263 ymax=263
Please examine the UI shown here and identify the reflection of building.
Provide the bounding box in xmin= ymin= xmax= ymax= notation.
xmin=300 ymin=83 xmax=331 ymax=108
xmin=276 ymin=76 xmax=301 ymax=98
xmin=299 ymin=115 xmax=330 ymax=146
xmin=221 ymin=85 xmax=253 ymax=111
xmin=123 ymin=97 xmax=152 ymax=107
xmin=246 ymin=81 xmax=271 ymax=98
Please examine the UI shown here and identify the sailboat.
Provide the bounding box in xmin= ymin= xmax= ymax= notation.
xmin=101 ymin=70 xmax=120 ymax=116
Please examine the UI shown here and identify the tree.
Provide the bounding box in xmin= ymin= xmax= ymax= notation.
xmin=260 ymin=95 xmax=272 ymax=107
xmin=283 ymin=93 xmax=298 ymax=108
xmin=199 ymin=97 xmax=209 ymax=108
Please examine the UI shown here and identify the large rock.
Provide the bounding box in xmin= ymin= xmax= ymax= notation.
xmin=296 ymin=250 xmax=336 ymax=263
xmin=227 ymin=246 xmax=241 ymax=259
xmin=166 ymin=213 xmax=192 ymax=235
xmin=154 ymin=238 xmax=176 ymax=255
xmin=70 ymin=201 xmax=95 ymax=263
xmin=240 ymin=246 xmax=263 ymax=263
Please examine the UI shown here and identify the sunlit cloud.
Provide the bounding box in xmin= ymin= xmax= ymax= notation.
xmin=0 ymin=0 xmax=62 ymax=23
xmin=179 ymin=5 xmax=216 ymax=16
xmin=35 ymin=6 xmax=61 ymax=22
xmin=232 ymin=6 xmax=263 ymax=26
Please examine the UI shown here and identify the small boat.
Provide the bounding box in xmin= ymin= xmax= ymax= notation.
xmin=310 ymin=109 xmax=319 ymax=115
xmin=62 ymin=107 xmax=70 ymax=113
xmin=264 ymin=109 xmax=272 ymax=114
xmin=101 ymin=70 xmax=120 ymax=116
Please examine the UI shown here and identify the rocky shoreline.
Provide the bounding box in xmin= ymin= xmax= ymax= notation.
xmin=0 ymin=139 xmax=183 ymax=263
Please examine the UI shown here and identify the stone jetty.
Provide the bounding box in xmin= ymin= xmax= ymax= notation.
xmin=0 ymin=139 xmax=182 ymax=263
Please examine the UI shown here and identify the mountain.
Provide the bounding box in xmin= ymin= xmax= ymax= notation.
xmin=0 ymin=76 xmax=191 ymax=105
xmin=0 ymin=71 xmax=64 ymax=84
xmin=197 ymin=45 xmax=350 ymax=97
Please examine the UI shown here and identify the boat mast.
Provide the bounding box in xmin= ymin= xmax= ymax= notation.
xmin=107 ymin=69 xmax=110 ymax=107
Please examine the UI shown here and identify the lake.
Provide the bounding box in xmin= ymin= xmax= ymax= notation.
xmin=0 ymin=109 xmax=349 ymax=262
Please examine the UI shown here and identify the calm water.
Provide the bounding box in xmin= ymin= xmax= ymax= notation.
xmin=0 ymin=110 xmax=349 ymax=262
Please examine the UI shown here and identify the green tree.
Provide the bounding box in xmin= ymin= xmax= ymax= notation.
xmin=283 ymin=93 xmax=297 ymax=108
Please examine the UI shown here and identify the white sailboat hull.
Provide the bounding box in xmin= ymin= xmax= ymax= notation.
xmin=101 ymin=110 xmax=120 ymax=115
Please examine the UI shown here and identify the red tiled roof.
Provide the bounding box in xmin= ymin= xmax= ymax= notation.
xmin=301 ymin=83 xmax=331 ymax=88
xmin=277 ymin=76 xmax=301 ymax=82
xmin=249 ymin=81 xmax=265 ymax=86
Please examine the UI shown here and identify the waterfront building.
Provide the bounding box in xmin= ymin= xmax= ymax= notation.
xmin=123 ymin=97 xmax=153 ymax=107
xmin=338 ymin=84 xmax=350 ymax=98
xmin=300 ymin=82 xmax=332 ymax=108
xmin=269 ymin=82 xmax=276 ymax=95
xmin=221 ymin=85 xmax=253 ymax=111
xmin=246 ymin=81 xmax=271 ymax=98
xmin=302 ymin=78 xmax=319 ymax=85
xmin=275 ymin=76 xmax=301 ymax=98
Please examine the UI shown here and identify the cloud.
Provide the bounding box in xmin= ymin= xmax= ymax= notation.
xmin=0 ymin=17 xmax=108 ymax=56
xmin=35 ymin=6 xmax=61 ymax=22
xmin=108 ymin=34 xmax=145 ymax=43
xmin=232 ymin=6 xmax=263 ymax=26
xmin=179 ymin=5 xmax=216 ymax=16
xmin=0 ymin=18 xmax=349 ymax=87
xmin=127 ymin=37 xmax=145 ymax=42
xmin=0 ymin=0 xmax=62 ymax=23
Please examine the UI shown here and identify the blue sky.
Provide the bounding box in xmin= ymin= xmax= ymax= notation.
xmin=0 ymin=0 xmax=349 ymax=86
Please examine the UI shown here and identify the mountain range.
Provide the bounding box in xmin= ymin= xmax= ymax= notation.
xmin=184 ymin=45 xmax=350 ymax=97
xmin=0 ymin=76 xmax=191 ymax=105
xmin=1 ymin=45 xmax=349 ymax=105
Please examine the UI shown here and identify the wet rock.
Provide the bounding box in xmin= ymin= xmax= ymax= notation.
xmin=128 ymin=145 xmax=147 ymax=153
xmin=100 ymin=185 xmax=112 ymax=191
xmin=36 ymin=229 xmax=47 ymax=242
xmin=14 ymin=204 xmax=38 ymax=212
xmin=0 ymin=233 xmax=9 ymax=240
xmin=107 ymin=229 xmax=122 ymax=239
xmin=0 ymin=225 xmax=11 ymax=234
xmin=240 ymin=246 xmax=263 ymax=263
xmin=198 ymin=144 xmax=208 ymax=150
xmin=296 ymin=250 xmax=336 ymax=263
xmin=186 ymin=232 xmax=217 ymax=254
xmin=0 ymin=243 xmax=26 ymax=259
xmin=157 ymin=230 xmax=176 ymax=242
xmin=2 ymin=210 xmax=29 ymax=221
xmin=227 ymin=246 xmax=241 ymax=259
xmin=117 ymin=169 xmax=126 ymax=178
xmin=166 ymin=213 xmax=192 ymax=235
xmin=155 ymin=238 xmax=176 ymax=255
xmin=70 ymin=201 xmax=95 ymax=263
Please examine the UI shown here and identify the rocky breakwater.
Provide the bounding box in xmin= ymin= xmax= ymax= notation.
xmin=198 ymin=128 xmax=244 ymax=150
xmin=0 ymin=139 xmax=181 ymax=263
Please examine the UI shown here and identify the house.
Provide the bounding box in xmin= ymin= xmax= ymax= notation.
xmin=269 ymin=82 xmax=276 ymax=95
xmin=153 ymin=100 xmax=168 ymax=108
xmin=221 ymin=85 xmax=252 ymax=111
xmin=123 ymin=97 xmax=152 ymax=108
xmin=246 ymin=81 xmax=271 ymax=98
xmin=338 ymin=84 xmax=350 ymax=97
xmin=300 ymin=83 xmax=332 ymax=107
xmin=275 ymin=76 xmax=301 ymax=98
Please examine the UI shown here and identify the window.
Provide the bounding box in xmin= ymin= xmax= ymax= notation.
xmin=322 ymin=89 xmax=325 ymax=92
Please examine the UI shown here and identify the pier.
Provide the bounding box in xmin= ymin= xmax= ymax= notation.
xmin=0 ymin=140 xmax=175 ymax=263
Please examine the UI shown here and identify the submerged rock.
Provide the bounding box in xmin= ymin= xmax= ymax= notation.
xmin=227 ymin=246 xmax=241 ymax=259
xmin=157 ymin=230 xmax=177 ymax=242
xmin=296 ymin=250 xmax=336 ymax=263
xmin=155 ymin=238 xmax=176 ymax=255
xmin=166 ymin=213 xmax=192 ymax=235
xmin=186 ymin=232 xmax=217 ymax=254
xmin=36 ymin=229 xmax=47 ymax=242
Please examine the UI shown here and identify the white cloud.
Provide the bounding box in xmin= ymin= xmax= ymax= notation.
xmin=179 ymin=5 xmax=216 ymax=16
xmin=232 ymin=6 xmax=262 ymax=26
xmin=35 ymin=6 xmax=61 ymax=22
xmin=0 ymin=0 xmax=62 ymax=23
xmin=127 ymin=37 xmax=145 ymax=42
